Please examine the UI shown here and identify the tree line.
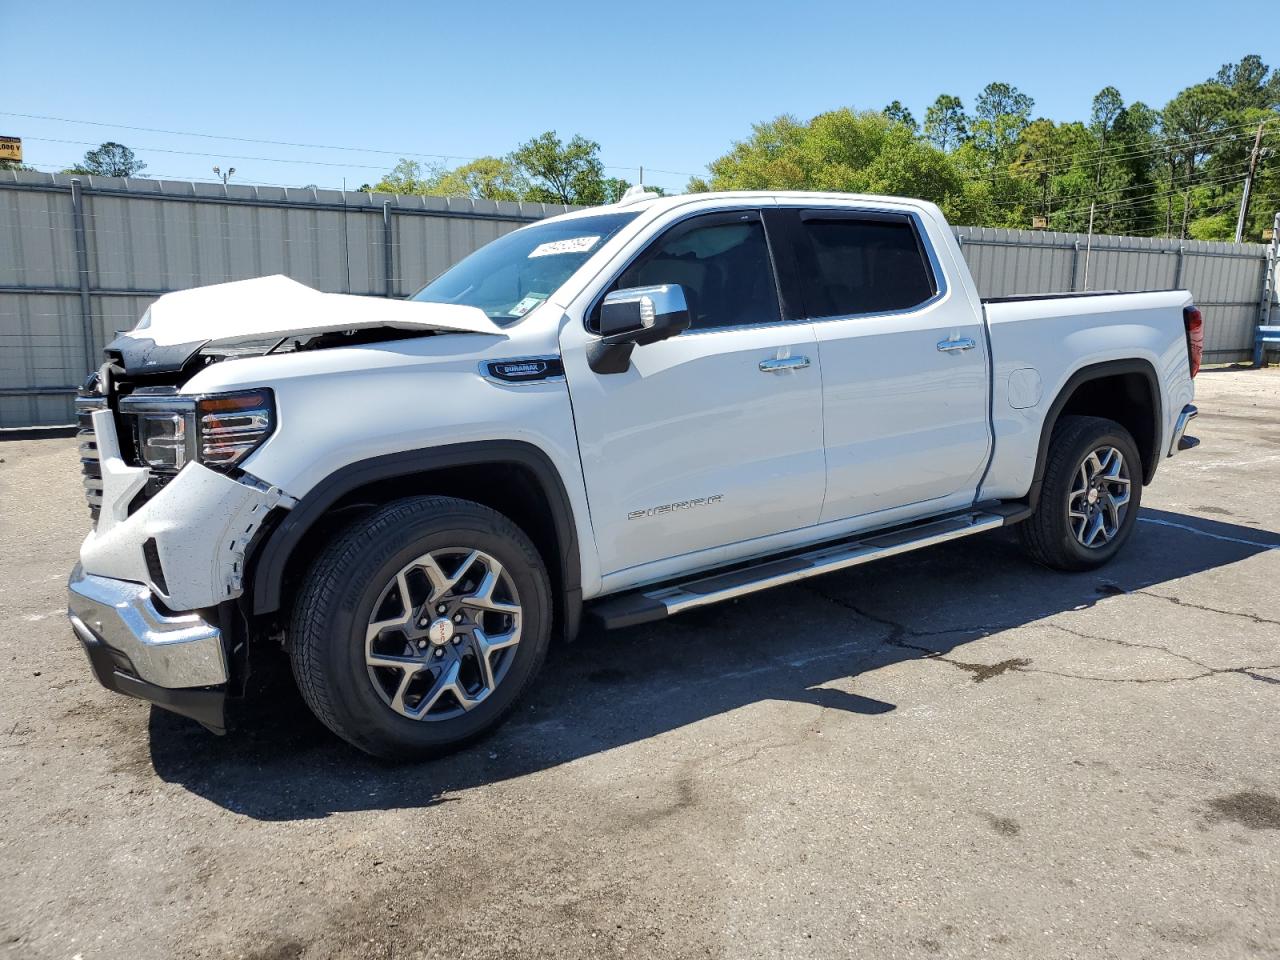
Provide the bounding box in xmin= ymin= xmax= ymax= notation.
xmin=8 ymin=53 xmax=1275 ymax=241
xmin=356 ymin=131 xmax=661 ymax=205
xmin=691 ymin=54 xmax=1280 ymax=242
xmin=361 ymin=52 xmax=1278 ymax=241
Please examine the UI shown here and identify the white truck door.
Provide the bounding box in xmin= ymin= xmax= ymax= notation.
xmin=781 ymin=207 xmax=991 ymax=524
xmin=559 ymin=209 xmax=825 ymax=579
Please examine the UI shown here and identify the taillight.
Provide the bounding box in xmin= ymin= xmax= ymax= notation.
xmin=1183 ymin=305 xmax=1203 ymax=378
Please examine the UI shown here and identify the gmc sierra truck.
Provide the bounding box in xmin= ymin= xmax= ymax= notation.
xmin=67 ymin=190 xmax=1203 ymax=759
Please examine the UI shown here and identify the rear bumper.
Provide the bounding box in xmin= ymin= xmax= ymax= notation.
xmin=67 ymin=565 xmax=227 ymax=731
xmin=1170 ymin=403 xmax=1200 ymax=454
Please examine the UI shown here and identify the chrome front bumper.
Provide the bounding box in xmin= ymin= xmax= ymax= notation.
xmin=67 ymin=565 xmax=229 ymax=689
xmin=1170 ymin=403 xmax=1200 ymax=455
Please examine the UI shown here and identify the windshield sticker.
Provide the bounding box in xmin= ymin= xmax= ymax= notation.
xmin=508 ymin=293 xmax=549 ymax=317
xmin=528 ymin=235 xmax=600 ymax=258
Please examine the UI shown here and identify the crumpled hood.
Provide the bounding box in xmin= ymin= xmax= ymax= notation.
xmin=106 ymin=275 xmax=504 ymax=374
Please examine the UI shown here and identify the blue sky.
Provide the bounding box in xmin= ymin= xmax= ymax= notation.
xmin=1 ymin=0 xmax=1272 ymax=194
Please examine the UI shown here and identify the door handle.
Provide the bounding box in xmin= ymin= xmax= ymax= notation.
xmin=759 ymin=356 xmax=811 ymax=373
xmin=937 ymin=337 xmax=976 ymax=353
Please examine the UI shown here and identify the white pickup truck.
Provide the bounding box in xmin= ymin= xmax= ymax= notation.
xmin=67 ymin=190 xmax=1203 ymax=758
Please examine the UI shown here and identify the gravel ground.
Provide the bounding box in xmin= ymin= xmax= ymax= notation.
xmin=2 ymin=368 xmax=1279 ymax=960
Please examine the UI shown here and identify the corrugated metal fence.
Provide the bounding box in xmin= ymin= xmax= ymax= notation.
xmin=0 ymin=171 xmax=573 ymax=428
xmin=954 ymin=225 xmax=1274 ymax=361
xmin=1 ymin=170 xmax=1276 ymax=428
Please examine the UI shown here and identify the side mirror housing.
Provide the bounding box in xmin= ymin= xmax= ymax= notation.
xmin=589 ymin=284 xmax=691 ymax=374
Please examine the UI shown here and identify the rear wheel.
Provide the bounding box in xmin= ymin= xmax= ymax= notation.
xmin=289 ymin=496 xmax=551 ymax=759
xmin=1018 ymin=415 xmax=1143 ymax=571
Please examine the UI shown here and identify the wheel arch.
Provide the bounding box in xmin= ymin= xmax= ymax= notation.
xmin=245 ymin=441 xmax=582 ymax=640
xmin=1026 ymin=358 xmax=1162 ymax=508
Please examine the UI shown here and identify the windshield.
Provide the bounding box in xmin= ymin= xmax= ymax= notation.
xmin=411 ymin=211 xmax=639 ymax=324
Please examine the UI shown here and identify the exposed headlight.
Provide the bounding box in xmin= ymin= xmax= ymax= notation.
xmin=120 ymin=389 xmax=276 ymax=474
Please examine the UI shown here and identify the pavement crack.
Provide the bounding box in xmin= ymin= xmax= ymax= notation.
xmin=1043 ymin=624 xmax=1280 ymax=685
xmin=804 ymin=585 xmax=1280 ymax=688
xmin=1044 ymin=622 xmax=1217 ymax=671
xmin=1133 ymin=590 xmax=1280 ymax=628
xmin=803 ymin=585 xmax=1017 ymax=682
xmin=1018 ymin=664 xmax=1280 ymax=685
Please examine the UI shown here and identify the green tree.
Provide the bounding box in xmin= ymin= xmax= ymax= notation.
xmin=1161 ymin=82 xmax=1236 ymax=236
xmin=1105 ymin=101 xmax=1162 ymax=235
xmin=693 ymin=109 xmax=975 ymax=221
xmin=1213 ymin=54 xmax=1280 ymax=111
xmin=372 ymin=158 xmax=444 ymax=194
xmin=373 ymin=141 xmax=651 ymax=205
xmin=63 ymin=142 xmax=146 ymax=177
xmin=971 ymin=83 xmax=1034 ymax=165
xmin=511 ymin=131 xmax=608 ymax=205
xmin=431 ymin=157 xmax=529 ymax=201
xmin=1010 ymin=119 xmax=1090 ymax=229
xmin=1090 ymin=87 xmax=1125 ymax=150
xmin=923 ymin=94 xmax=968 ymax=152
xmin=882 ymin=101 xmax=917 ymax=132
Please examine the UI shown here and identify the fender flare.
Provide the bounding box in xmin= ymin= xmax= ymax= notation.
xmin=245 ymin=441 xmax=582 ymax=626
xmin=1025 ymin=358 xmax=1162 ymax=508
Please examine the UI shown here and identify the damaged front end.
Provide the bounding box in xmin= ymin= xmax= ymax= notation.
xmin=71 ymin=379 xmax=295 ymax=733
xmin=68 ymin=275 xmax=504 ymax=730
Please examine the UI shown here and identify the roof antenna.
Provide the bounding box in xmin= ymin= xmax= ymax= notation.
xmin=619 ymin=165 xmax=659 ymax=206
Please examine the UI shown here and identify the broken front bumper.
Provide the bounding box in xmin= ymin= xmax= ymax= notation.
xmin=67 ymin=564 xmax=228 ymax=731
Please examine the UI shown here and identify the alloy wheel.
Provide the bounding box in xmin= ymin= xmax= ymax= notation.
xmin=364 ymin=548 xmax=522 ymax=720
xmin=1067 ymin=445 xmax=1131 ymax=548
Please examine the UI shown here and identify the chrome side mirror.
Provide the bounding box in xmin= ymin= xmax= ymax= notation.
xmin=589 ymin=284 xmax=691 ymax=374
xmin=598 ymin=284 xmax=691 ymax=343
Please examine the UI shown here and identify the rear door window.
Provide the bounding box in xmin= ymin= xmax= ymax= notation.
xmin=796 ymin=213 xmax=937 ymax=318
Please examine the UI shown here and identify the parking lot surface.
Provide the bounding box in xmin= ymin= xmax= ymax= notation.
xmin=2 ymin=368 xmax=1279 ymax=960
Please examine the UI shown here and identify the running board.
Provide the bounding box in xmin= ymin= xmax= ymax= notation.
xmin=589 ymin=511 xmax=1004 ymax=629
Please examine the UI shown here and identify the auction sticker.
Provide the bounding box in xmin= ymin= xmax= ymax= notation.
xmin=528 ymin=236 xmax=600 ymax=258
xmin=508 ymin=294 xmax=548 ymax=317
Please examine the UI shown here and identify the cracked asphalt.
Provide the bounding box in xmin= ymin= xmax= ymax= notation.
xmin=2 ymin=368 xmax=1279 ymax=960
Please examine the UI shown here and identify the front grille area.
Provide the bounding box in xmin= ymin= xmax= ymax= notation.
xmin=76 ymin=394 xmax=107 ymax=523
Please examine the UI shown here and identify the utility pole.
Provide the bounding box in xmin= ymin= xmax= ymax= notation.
xmin=1235 ymin=120 xmax=1267 ymax=243
xmin=1083 ymin=201 xmax=1096 ymax=291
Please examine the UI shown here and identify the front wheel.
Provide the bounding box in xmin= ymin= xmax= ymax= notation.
xmin=289 ymin=496 xmax=552 ymax=760
xmin=1018 ymin=415 xmax=1143 ymax=571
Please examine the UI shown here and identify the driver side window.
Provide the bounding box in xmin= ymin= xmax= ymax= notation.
xmin=605 ymin=211 xmax=782 ymax=331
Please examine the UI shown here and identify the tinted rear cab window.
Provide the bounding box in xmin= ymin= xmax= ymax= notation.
xmin=797 ymin=215 xmax=936 ymax=318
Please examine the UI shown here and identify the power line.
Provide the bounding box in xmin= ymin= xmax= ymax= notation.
xmin=19 ymin=158 xmax=331 ymax=190
xmin=0 ymin=110 xmax=702 ymax=179
xmin=1006 ymin=120 xmax=1270 ymax=177
xmin=24 ymin=137 xmax=401 ymax=171
xmin=1041 ymin=171 xmax=1254 ymax=219
xmin=971 ymin=162 xmax=1253 ymax=213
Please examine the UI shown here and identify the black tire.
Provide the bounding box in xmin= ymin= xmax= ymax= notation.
xmin=289 ymin=496 xmax=552 ymax=760
xmin=1017 ymin=415 xmax=1143 ymax=571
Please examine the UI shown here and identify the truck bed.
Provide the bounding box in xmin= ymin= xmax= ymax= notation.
xmin=982 ymin=290 xmax=1124 ymax=304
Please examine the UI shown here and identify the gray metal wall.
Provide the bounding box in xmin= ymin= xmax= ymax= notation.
xmin=0 ymin=171 xmax=573 ymax=428
xmin=954 ymin=225 xmax=1273 ymax=360
xmin=1 ymin=170 xmax=1275 ymax=428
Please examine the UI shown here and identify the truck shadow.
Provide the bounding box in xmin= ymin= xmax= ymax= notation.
xmin=147 ymin=507 xmax=1280 ymax=820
